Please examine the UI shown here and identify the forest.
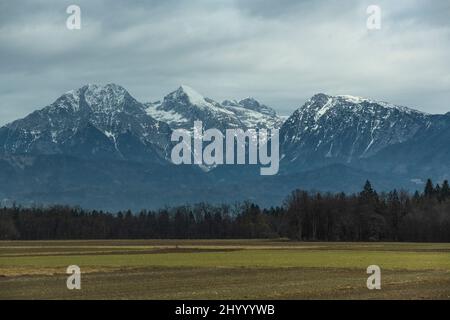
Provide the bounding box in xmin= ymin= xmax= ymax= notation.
xmin=0 ymin=179 xmax=449 ymax=242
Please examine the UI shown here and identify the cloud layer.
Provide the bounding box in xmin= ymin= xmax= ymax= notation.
xmin=1 ymin=0 xmax=449 ymax=125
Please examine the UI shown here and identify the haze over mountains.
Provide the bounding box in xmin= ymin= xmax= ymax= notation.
xmin=0 ymin=84 xmax=448 ymax=210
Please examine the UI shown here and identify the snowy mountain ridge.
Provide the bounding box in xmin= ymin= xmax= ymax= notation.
xmin=145 ymin=85 xmax=283 ymax=131
xmin=280 ymin=93 xmax=432 ymax=170
xmin=0 ymin=83 xmax=173 ymax=162
xmin=1 ymin=84 xmax=449 ymax=210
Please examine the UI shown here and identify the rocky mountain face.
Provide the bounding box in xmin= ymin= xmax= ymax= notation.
xmin=0 ymin=84 xmax=449 ymax=210
xmin=280 ymin=93 xmax=431 ymax=171
xmin=145 ymin=85 xmax=283 ymax=131
xmin=360 ymin=113 xmax=450 ymax=181
xmin=221 ymin=98 xmax=284 ymax=129
xmin=0 ymin=84 xmax=173 ymax=163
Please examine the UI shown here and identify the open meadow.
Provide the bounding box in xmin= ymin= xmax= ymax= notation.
xmin=0 ymin=240 xmax=449 ymax=299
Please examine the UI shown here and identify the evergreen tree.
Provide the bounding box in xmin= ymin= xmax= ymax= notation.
xmin=424 ymin=179 xmax=434 ymax=198
xmin=435 ymin=184 xmax=441 ymax=199
xmin=1 ymin=179 xmax=449 ymax=242
xmin=387 ymin=190 xmax=401 ymax=240
xmin=360 ymin=180 xmax=378 ymax=201
xmin=441 ymin=180 xmax=450 ymax=200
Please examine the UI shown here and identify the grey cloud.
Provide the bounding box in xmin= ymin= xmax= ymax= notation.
xmin=0 ymin=0 xmax=449 ymax=125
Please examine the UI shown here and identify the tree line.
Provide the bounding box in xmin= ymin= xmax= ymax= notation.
xmin=0 ymin=179 xmax=449 ymax=242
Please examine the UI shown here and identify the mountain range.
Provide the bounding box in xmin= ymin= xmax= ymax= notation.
xmin=0 ymin=83 xmax=448 ymax=210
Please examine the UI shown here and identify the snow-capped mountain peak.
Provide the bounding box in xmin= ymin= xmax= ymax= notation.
xmin=146 ymin=85 xmax=238 ymax=130
xmin=146 ymin=86 xmax=283 ymax=130
xmin=280 ymin=93 xmax=431 ymax=170
xmin=50 ymin=83 xmax=136 ymax=115
xmin=221 ymin=98 xmax=283 ymax=129
xmin=300 ymin=93 xmax=427 ymax=123
xmin=83 ymin=83 xmax=129 ymax=108
xmin=335 ymin=94 xmax=427 ymax=115
xmin=175 ymin=85 xmax=207 ymax=106
xmin=238 ymin=97 xmax=277 ymax=117
xmin=0 ymin=83 xmax=172 ymax=162
xmin=161 ymin=85 xmax=232 ymax=114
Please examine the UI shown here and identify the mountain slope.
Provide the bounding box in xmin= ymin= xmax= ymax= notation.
xmin=1 ymin=85 xmax=449 ymax=211
xmin=145 ymin=85 xmax=283 ymax=130
xmin=280 ymin=93 xmax=431 ymax=172
xmin=221 ymin=98 xmax=283 ymax=129
xmin=360 ymin=113 xmax=450 ymax=180
xmin=0 ymin=84 xmax=173 ymax=163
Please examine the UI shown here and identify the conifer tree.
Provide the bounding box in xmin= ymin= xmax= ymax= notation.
xmin=424 ymin=179 xmax=434 ymax=198
xmin=441 ymin=180 xmax=450 ymax=200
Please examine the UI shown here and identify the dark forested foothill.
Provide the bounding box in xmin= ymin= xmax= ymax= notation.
xmin=0 ymin=180 xmax=449 ymax=242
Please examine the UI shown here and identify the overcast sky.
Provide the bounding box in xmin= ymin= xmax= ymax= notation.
xmin=0 ymin=0 xmax=449 ymax=125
